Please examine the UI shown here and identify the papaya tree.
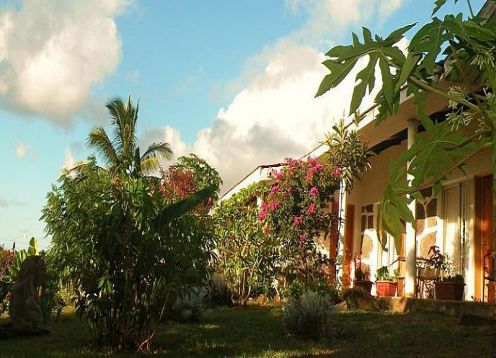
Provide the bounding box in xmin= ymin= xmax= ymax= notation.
xmin=317 ymin=0 xmax=496 ymax=250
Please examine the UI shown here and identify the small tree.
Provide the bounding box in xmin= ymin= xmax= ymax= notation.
xmin=43 ymin=160 xmax=214 ymax=351
xmin=161 ymin=154 xmax=223 ymax=214
xmin=43 ymin=97 xmax=216 ymax=351
xmin=317 ymin=1 xmax=496 ymax=249
xmin=213 ymin=184 xmax=279 ymax=305
xmin=260 ymin=158 xmax=340 ymax=290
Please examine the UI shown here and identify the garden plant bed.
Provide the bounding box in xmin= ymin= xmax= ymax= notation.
xmin=1 ymin=305 xmax=495 ymax=357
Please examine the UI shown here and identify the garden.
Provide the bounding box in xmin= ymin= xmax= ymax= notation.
xmin=1 ymin=1 xmax=496 ymax=356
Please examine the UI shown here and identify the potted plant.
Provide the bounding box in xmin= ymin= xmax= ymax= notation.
xmin=354 ymin=267 xmax=373 ymax=294
xmin=375 ymin=266 xmax=397 ymax=297
xmin=434 ymin=255 xmax=465 ymax=301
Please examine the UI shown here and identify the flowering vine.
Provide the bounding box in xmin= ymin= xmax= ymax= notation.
xmin=258 ymin=157 xmax=343 ymax=288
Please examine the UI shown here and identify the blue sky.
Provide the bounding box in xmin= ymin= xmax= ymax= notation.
xmin=0 ymin=0 xmax=484 ymax=249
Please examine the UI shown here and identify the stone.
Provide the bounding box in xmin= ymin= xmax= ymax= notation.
xmin=342 ymin=286 xmax=380 ymax=311
xmin=9 ymin=256 xmax=46 ymax=334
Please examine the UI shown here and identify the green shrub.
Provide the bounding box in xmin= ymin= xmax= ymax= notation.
xmin=282 ymin=291 xmax=337 ymax=339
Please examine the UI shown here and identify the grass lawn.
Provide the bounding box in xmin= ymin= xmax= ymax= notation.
xmin=1 ymin=305 xmax=495 ymax=357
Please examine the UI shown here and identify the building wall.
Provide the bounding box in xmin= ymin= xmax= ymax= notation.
xmin=342 ymin=127 xmax=492 ymax=300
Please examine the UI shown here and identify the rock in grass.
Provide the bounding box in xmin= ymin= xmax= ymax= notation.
xmin=341 ymin=287 xmax=380 ymax=311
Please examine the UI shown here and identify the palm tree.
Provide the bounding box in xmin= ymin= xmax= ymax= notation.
xmin=87 ymin=97 xmax=172 ymax=176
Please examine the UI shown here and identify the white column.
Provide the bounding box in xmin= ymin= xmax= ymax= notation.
xmin=405 ymin=118 xmax=418 ymax=298
xmin=337 ymin=180 xmax=347 ymax=280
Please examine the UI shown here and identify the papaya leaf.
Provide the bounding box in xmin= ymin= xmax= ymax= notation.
xmin=318 ymin=25 xmax=414 ymax=115
xmin=349 ymin=53 xmax=378 ymax=113
xmin=433 ymin=0 xmax=448 ymax=15
xmin=410 ymin=18 xmax=451 ymax=75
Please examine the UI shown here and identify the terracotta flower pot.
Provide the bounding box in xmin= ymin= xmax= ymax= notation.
xmin=434 ymin=281 xmax=464 ymax=301
xmin=354 ymin=280 xmax=373 ymax=294
xmin=376 ymin=281 xmax=397 ymax=297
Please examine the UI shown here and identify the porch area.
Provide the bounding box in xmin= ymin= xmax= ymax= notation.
xmin=381 ymin=295 xmax=496 ymax=319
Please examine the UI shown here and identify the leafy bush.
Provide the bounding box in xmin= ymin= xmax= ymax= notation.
xmin=260 ymin=158 xmax=339 ymax=291
xmin=207 ymin=273 xmax=230 ymax=306
xmin=0 ymin=246 xmax=14 ymax=313
xmin=43 ymin=161 xmax=215 ymax=350
xmin=213 ymin=183 xmax=279 ymax=306
xmin=42 ymin=98 xmax=218 ymax=351
xmin=282 ymin=291 xmax=337 ymax=339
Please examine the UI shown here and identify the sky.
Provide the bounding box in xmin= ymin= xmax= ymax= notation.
xmin=0 ymin=0 xmax=484 ymax=249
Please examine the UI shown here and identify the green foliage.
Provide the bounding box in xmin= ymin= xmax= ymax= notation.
xmin=376 ymin=266 xmax=395 ymax=281
xmin=85 ymin=96 xmax=172 ymax=176
xmin=354 ymin=267 xmax=369 ymax=281
xmin=1 ymin=237 xmax=40 ymax=285
xmin=43 ymin=97 xmax=217 ymax=353
xmin=318 ymin=1 xmax=496 ymax=246
xmin=213 ymin=183 xmax=278 ymax=305
xmin=171 ymin=154 xmax=223 ymax=200
xmin=0 ymin=246 xmax=14 ymax=313
xmin=316 ymin=24 xmax=414 ymax=116
xmin=43 ymin=159 xmax=215 ymax=350
xmin=260 ymin=158 xmax=339 ymax=291
xmin=282 ymin=291 xmax=337 ymax=340
xmin=323 ymin=118 xmax=372 ymax=191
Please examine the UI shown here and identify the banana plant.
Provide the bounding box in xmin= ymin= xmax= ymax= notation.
xmin=2 ymin=237 xmax=40 ymax=284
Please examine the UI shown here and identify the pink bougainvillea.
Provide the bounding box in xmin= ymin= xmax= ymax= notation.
xmin=293 ymin=216 xmax=303 ymax=226
xmin=309 ymin=187 xmax=319 ymax=197
xmin=258 ymin=157 xmax=342 ymax=287
xmin=306 ymin=202 xmax=317 ymax=215
xmin=331 ymin=167 xmax=343 ymax=177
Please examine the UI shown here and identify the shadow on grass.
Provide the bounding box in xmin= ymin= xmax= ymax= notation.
xmin=1 ymin=306 xmax=495 ymax=357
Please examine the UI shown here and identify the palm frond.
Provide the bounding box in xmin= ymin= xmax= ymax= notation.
xmin=105 ymin=97 xmax=137 ymax=158
xmin=141 ymin=157 xmax=160 ymax=173
xmin=87 ymin=127 xmax=120 ymax=168
xmin=65 ymin=161 xmax=107 ymax=182
xmin=141 ymin=142 xmax=173 ymax=162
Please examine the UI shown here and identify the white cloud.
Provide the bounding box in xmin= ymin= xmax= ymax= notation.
xmin=15 ymin=142 xmax=28 ymax=158
xmin=62 ymin=147 xmax=76 ymax=170
xmin=143 ymin=0 xmax=404 ymax=191
xmin=379 ymin=0 xmax=404 ymax=19
xmin=0 ymin=0 xmax=129 ymax=124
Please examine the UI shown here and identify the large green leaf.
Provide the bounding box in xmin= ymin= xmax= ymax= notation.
xmin=154 ymin=185 xmax=215 ymax=231
xmin=317 ymin=25 xmax=414 ymax=116
xmin=409 ymin=18 xmax=450 ymax=75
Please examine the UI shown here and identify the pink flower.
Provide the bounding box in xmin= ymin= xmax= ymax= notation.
xmin=309 ymin=187 xmax=319 ymax=197
xmin=305 ymin=164 xmax=323 ymax=182
xmin=269 ymin=201 xmax=280 ymax=211
xmin=332 ymin=167 xmax=343 ymax=177
xmin=269 ymin=184 xmax=280 ymax=198
xmin=258 ymin=208 xmax=267 ymax=221
xmin=299 ymin=234 xmax=307 ymax=242
xmin=293 ymin=216 xmax=303 ymax=226
xmin=305 ymin=168 xmax=316 ymax=181
xmin=272 ymin=170 xmax=284 ymax=180
xmin=307 ymin=157 xmax=317 ymax=166
xmin=258 ymin=202 xmax=268 ymax=221
xmin=306 ymin=202 xmax=317 ymax=215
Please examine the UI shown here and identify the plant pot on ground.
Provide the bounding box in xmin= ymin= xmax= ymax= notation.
xmin=375 ymin=266 xmax=397 ymax=297
xmin=354 ymin=267 xmax=373 ymax=294
xmin=435 ymin=275 xmax=465 ymax=301
xmin=434 ymin=255 xmax=465 ymax=301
